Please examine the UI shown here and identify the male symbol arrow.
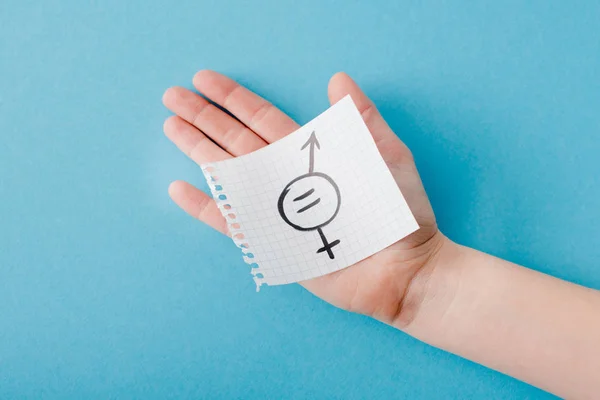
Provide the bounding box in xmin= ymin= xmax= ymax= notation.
xmin=301 ymin=131 xmax=320 ymax=173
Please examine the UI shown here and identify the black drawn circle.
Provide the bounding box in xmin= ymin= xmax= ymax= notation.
xmin=277 ymin=172 xmax=341 ymax=232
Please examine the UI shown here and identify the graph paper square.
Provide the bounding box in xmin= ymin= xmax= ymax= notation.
xmin=202 ymin=95 xmax=419 ymax=289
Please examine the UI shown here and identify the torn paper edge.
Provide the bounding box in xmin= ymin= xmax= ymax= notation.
xmin=201 ymin=164 xmax=266 ymax=291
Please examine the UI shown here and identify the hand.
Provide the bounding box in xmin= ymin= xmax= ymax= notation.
xmin=162 ymin=71 xmax=448 ymax=327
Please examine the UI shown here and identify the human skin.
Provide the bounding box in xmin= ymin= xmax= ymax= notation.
xmin=162 ymin=71 xmax=600 ymax=399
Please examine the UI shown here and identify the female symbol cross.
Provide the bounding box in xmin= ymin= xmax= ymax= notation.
xmin=277 ymin=131 xmax=342 ymax=259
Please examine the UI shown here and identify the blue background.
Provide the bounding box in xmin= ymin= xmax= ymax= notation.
xmin=1 ymin=0 xmax=599 ymax=398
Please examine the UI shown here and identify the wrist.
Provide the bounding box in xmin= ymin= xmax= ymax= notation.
xmin=392 ymin=233 xmax=465 ymax=336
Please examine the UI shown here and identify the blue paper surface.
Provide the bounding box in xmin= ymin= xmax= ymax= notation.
xmin=1 ymin=0 xmax=599 ymax=398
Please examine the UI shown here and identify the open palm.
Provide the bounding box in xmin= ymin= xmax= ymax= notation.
xmin=163 ymin=71 xmax=444 ymax=326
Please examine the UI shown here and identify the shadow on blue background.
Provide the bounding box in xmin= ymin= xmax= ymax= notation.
xmin=1 ymin=0 xmax=599 ymax=398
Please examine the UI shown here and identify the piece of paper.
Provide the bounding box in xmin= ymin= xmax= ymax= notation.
xmin=202 ymin=95 xmax=419 ymax=290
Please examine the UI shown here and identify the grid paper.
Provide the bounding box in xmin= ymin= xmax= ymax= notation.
xmin=202 ymin=95 xmax=419 ymax=289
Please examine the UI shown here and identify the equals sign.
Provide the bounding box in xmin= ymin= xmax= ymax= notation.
xmin=293 ymin=188 xmax=320 ymax=213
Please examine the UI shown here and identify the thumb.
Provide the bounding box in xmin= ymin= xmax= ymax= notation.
xmin=327 ymin=72 xmax=401 ymax=149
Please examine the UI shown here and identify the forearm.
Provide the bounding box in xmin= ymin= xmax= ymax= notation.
xmin=401 ymin=237 xmax=600 ymax=399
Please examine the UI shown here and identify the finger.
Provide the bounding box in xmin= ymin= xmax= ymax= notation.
xmin=162 ymin=86 xmax=267 ymax=156
xmin=327 ymin=72 xmax=407 ymax=153
xmin=163 ymin=116 xmax=231 ymax=165
xmin=193 ymin=70 xmax=299 ymax=143
xmin=168 ymin=180 xmax=227 ymax=234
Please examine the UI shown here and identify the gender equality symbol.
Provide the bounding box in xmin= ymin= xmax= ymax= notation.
xmin=277 ymin=131 xmax=341 ymax=259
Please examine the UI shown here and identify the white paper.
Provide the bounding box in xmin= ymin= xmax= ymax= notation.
xmin=202 ymin=96 xmax=419 ymax=289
